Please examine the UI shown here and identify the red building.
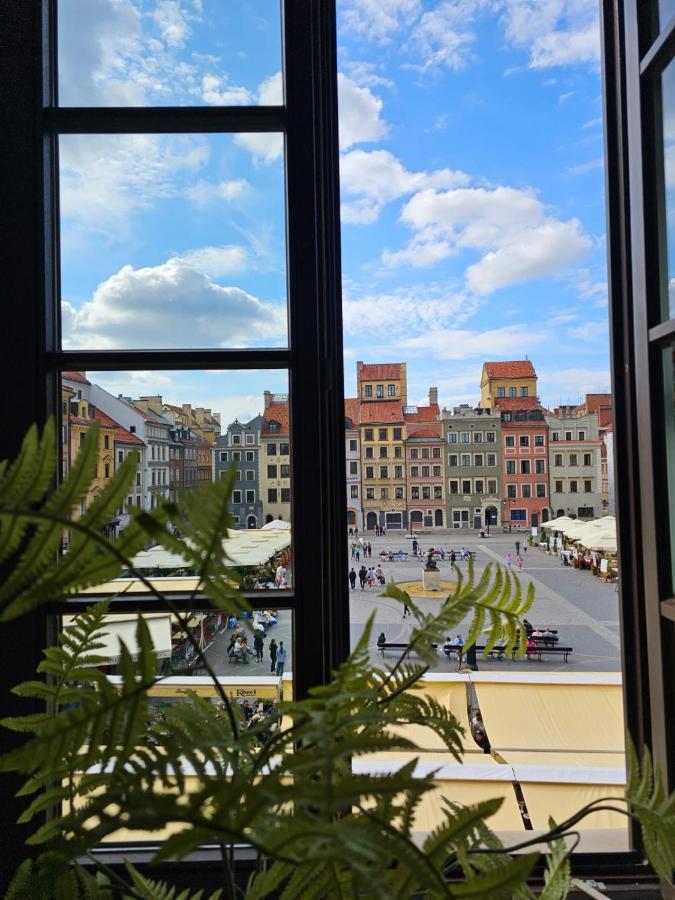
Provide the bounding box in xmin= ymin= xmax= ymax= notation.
xmin=497 ymin=397 xmax=550 ymax=529
xmin=404 ymin=389 xmax=444 ymax=531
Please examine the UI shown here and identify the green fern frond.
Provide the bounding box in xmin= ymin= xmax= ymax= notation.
xmin=123 ymin=860 xmax=222 ymax=900
xmin=539 ymin=820 xmax=571 ymax=900
xmin=449 ymin=853 xmax=538 ymax=898
xmin=626 ymin=736 xmax=675 ymax=880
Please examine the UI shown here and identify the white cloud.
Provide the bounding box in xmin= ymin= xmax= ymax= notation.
xmin=337 ymin=74 xmax=388 ymax=149
xmin=406 ymin=1 xmax=483 ymax=72
xmin=152 ymin=0 xmax=190 ymax=47
xmin=258 ymin=71 xmax=283 ymax=105
xmin=340 ymin=0 xmax=421 ymax=43
xmin=566 ymin=322 xmax=608 ymax=342
xmin=537 ymin=366 xmax=611 ymax=407
xmin=200 ymin=74 xmax=253 ymax=105
xmin=383 ymin=184 xmax=591 ymax=293
xmin=394 ymin=324 xmax=548 ymax=360
xmin=59 ymin=134 xmax=209 ymax=234
xmin=62 ymin=258 xmax=286 ymax=349
xmin=340 ymin=149 xmax=469 ymax=223
xmin=234 ymin=72 xmax=285 ymax=164
xmin=175 ymin=245 xmax=248 ymax=277
xmin=185 ymin=178 xmax=250 ymax=204
xmin=500 ymin=1 xmax=600 ymax=70
xmin=343 ymin=60 xmax=394 ymax=88
xmin=342 ymin=283 xmax=477 ymax=335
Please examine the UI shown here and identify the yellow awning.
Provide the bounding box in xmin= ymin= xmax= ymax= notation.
xmin=415 ymin=781 xmax=523 ymax=833
xmin=521 ymin=783 xmax=627 ymax=830
xmin=474 ymin=681 xmax=625 ymax=753
xmin=386 ymin=680 xmax=474 ymax=753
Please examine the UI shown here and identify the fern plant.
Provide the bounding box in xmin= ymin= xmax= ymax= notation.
xmin=1 ymin=421 xmax=673 ymax=899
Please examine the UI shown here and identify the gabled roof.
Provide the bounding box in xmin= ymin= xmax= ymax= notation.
xmin=63 ymin=371 xmax=90 ymax=385
xmin=94 ymin=409 xmax=144 ymax=445
xmin=483 ymin=360 xmax=537 ymax=379
xmin=357 ymin=362 xmax=403 ymax=381
xmin=360 ymin=401 xmax=403 ymax=425
xmin=494 ymin=396 xmax=546 ymax=412
xmin=404 ymin=404 xmax=439 ymax=423
xmin=344 ymin=398 xmax=359 ymax=428
xmin=262 ymin=400 xmax=290 ymax=436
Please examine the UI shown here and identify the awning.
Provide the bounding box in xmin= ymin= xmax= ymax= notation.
xmin=473 ymin=681 xmax=625 ymax=753
xmin=108 ymin=674 xmax=282 ymax=700
xmin=520 ymin=783 xmax=627 ymax=830
xmin=71 ymin=612 xmax=173 ymax=664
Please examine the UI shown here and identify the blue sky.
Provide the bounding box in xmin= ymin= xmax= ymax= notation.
xmin=58 ymin=0 xmax=611 ymax=423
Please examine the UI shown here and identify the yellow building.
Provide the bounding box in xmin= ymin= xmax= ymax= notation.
xmin=479 ymin=360 xmax=538 ymax=408
xmin=260 ymin=393 xmax=291 ymax=524
xmin=68 ymin=396 xmax=118 ymax=537
xmin=357 ymin=363 xmax=407 ymax=532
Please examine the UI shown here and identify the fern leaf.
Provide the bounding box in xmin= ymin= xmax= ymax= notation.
xmin=449 ymin=853 xmax=538 ymax=898
xmin=539 ymin=819 xmax=571 ymax=900
xmin=625 ymin=736 xmax=675 ymax=880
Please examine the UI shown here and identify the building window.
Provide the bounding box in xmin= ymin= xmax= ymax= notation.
xmin=507 ymin=484 xmax=517 ymax=498
xmin=420 ymin=486 xmax=429 ymax=500
xmin=376 ymin=384 xmax=384 ymax=398
xmin=118 ymin=450 xmax=124 ymax=464
xmin=246 ymin=470 xmax=254 ymax=481
xmin=434 ymin=485 xmax=442 ymax=499
xmin=421 ymin=465 xmax=429 ymax=477
xmin=366 ymin=488 xmax=375 ymax=500
xmin=487 ymin=479 xmax=497 ymax=493
xmin=267 ymin=444 xmax=277 ymax=456
xmin=410 ymin=448 xmax=418 ymax=459
xmin=394 ymin=446 xmax=402 ymax=458
xmin=280 ymin=488 xmax=291 ymax=503
xmin=447 ymin=432 xmax=457 ymax=443
xmin=461 ymin=454 xmax=471 ymax=466
xmin=552 ymin=432 xmax=559 ymax=442
xmin=246 ymin=451 xmax=254 ymax=462
xmin=474 ymin=454 xmax=483 ymax=467
xmin=411 ymin=487 xmax=420 ymax=500
xmin=462 ymin=479 xmax=471 ymax=494
xmin=395 ymin=487 xmax=404 ymax=499
xmin=235 ymin=470 xmax=241 ymax=481
xmin=280 ymin=442 xmax=289 ymax=455
xmin=534 ymin=434 xmax=544 ymax=446
xmin=433 ymin=465 xmax=441 ymax=477
xmin=394 ymin=465 xmax=403 ymax=479
xmin=584 ymin=452 xmax=593 ymax=466
xmin=378 ymin=428 xmax=387 ymax=441
xmin=555 ymin=480 xmax=563 ymax=493
xmin=535 ymin=459 xmax=546 ymax=474
xmin=350 ymin=485 xmax=359 ymax=499
xmin=448 ymin=454 xmax=457 ymax=466
xmin=460 ymin=432 xmax=470 ymax=443
xmin=521 ymin=484 xmax=531 ymax=498
xmin=554 ymin=453 xmax=563 ymax=467
xmin=104 ymin=463 xmax=110 ymax=478
xmin=520 ymin=460 xmax=531 ymax=474
xmin=506 ymin=460 xmax=516 ymax=475
xmin=570 ymin=480 xmax=578 ymax=493
xmin=505 ymin=435 xmax=515 ymax=447
xmin=474 ymin=432 xmax=482 ymax=443
xmin=365 ymin=467 xmax=374 ymax=479
xmin=497 ymin=387 xmax=505 ymax=397
xmin=520 ymin=386 xmax=529 ymax=396
xmin=520 ymin=435 xmax=529 ymax=447
xmin=569 ymin=453 xmax=578 ymax=466
xmin=584 ymin=479 xmax=592 ymax=492
xmin=487 ymin=453 xmax=496 ymax=466
xmin=364 ymin=385 xmax=372 ymax=398
xmin=233 ymin=490 xmax=242 ymax=504
xmin=267 ymin=489 xmax=277 ymax=503
xmin=379 ymin=466 xmax=388 ymax=479
xmin=380 ymin=487 xmax=388 ymax=500
xmin=475 ymin=480 xmax=484 ymax=494
xmin=379 ymin=446 xmax=388 ymax=458
xmin=432 ymin=447 xmax=441 ymax=458
xmin=233 ymin=451 xmax=241 ymax=462
xmin=103 ymin=435 xmax=109 ymax=449
xmin=364 ymin=428 xmax=373 ymax=441
xmin=246 ymin=434 xmax=254 ymax=445
xmin=349 ymin=439 xmax=357 ymax=451
xmin=565 ymin=431 xmax=573 ymax=441
xmin=349 ymin=461 xmax=358 ymax=475
xmin=449 ymin=480 xmax=459 ymax=494
xmin=365 ymin=446 xmax=374 ymax=458
xmin=578 ymin=430 xmax=586 ymax=440
xmin=245 ymin=490 xmax=255 ymax=503
xmin=388 ymin=384 xmax=395 ymax=396
xmin=421 ymin=448 xmax=430 ymax=459
xmin=510 ymin=509 xmax=527 ymax=521
xmin=486 ymin=431 xmax=496 ymax=443
xmin=232 ymin=434 xmax=241 ymax=444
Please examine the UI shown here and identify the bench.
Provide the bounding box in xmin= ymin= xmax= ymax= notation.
xmin=528 ymin=646 xmax=573 ymax=662
xmin=378 ymin=642 xmax=437 ymax=656
xmin=228 ymin=652 xmax=252 ymax=665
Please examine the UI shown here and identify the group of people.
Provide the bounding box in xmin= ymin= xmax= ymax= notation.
xmin=350 ymin=539 xmax=374 ymax=561
xmin=236 ymin=700 xmax=279 ymax=737
xmin=349 ymin=564 xmax=386 ymax=590
xmin=442 ymin=634 xmax=465 ymax=657
xmin=504 ymin=550 xmax=526 ymax=571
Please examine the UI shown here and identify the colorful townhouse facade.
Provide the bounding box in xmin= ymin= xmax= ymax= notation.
xmin=215 ymin=415 xmax=264 ymax=529
xmin=546 ymin=407 xmax=603 ymax=520
xmin=260 ymin=392 xmax=291 ymax=523
xmin=405 ymin=389 xmax=445 ymax=530
xmin=344 ymin=398 xmax=363 ymax=531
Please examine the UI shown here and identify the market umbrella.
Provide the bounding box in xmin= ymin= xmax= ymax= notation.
xmin=548 ymin=516 xmax=577 ymax=532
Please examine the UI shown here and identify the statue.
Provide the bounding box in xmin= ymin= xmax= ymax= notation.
xmin=424 ymin=548 xmax=439 ymax=571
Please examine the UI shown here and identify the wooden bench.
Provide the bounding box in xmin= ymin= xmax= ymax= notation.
xmin=378 ymin=642 xmax=437 ymax=656
xmin=527 ymin=646 xmax=573 ymax=662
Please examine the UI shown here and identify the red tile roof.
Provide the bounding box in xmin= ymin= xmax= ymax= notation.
xmin=404 ymin=404 xmax=439 ymax=423
xmin=262 ymin=400 xmax=289 ymax=436
xmin=94 ymin=409 xmax=144 ymax=445
xmin=63 ymin=371 xmax=90 ymax=385
xmin=406 ymin=426 xmax=441 ymax=439
xmin=494 ymin=396 xmax=546 ymax=412
xmin=583 ymin=393 xmax=612 ymax=412
xmin=357 ymin=362 xmax=403 ymax=381
xmin=484 ymin=360 xmax=536 ymax=379
xmin=344 ymin=398 xmax=359 ymax=427
xmin=359 ymin=401 xmax=403 ymax=424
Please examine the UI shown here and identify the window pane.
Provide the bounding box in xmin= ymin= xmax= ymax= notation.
xmin=57 ymin=0 xmax=282 ymax=108
xmin=59 ymin=133 xmax=287 ymax=350
xmin=60 ymin=369 xmax=293 ymax=586
xmin=661 ymin=59 xmax=675 ymax=319
xmin=658 ymin=0 xmax=675 ymax=32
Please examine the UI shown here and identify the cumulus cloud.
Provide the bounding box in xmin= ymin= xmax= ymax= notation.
xmin=342 ymin=282 xmax=477 ymax=335
xmin=406 ymin=1 xmax=486 ymax=72
xmin=340 ymin=149 xmax=469 ymax=223
xmin=200 ymin=74 xmax=253 ymax=105
xmin=343 ymin=60 xmax=394 ymax=88
xmin=175 ymin=245 xmax=248 ymax=277
xmin=152 ymin=0 xmax=190 ymax=47
xmin=338 ymin=74 xmax=389 ymax=149
xmin=383 ymin=184 xmax=591 ymax=293
xmin=62 ymin=258 xmax=286 ymax=349
xmin=500 ymin=0 xmax=600 ymax=70
xmin=185 ymin=178 xmax=250 ymax=204
xmin=394 ymin=324 xmax=547 ymax=360
xmin=234 ymin=72 xmax=285 ymax=164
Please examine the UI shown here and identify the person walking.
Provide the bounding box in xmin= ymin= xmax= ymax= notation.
xmin=450 ymin=549 xmax=456 ymax=566
xmin=402 ymin=600 xmax=411 ymax=618
xmin=359 ymin=564 xmax=367 ymax=590
xmin=269 ymin=638 xmax=278 ymax=674
xmin=349 ymin=567 xmax=357 ymax=590
xmin=516 ymin=554 xmax=523 ymax=571
xmin=355 ymin=546 xmax=360 ymax=562
xmin=275 ymin=641 xmax=287 ymax=676
xmin=505 ymin=553 xmax=512 ymax=571
xmin=253 ymin=631 xmax=264 ymax=662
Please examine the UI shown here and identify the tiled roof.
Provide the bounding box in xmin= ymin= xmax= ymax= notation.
xmin=357 ymin=362 xmax=403 ymax=381
xmin=484 ymin=360 xmax=536 ymax=379
xmin=406 ymin=426 xmax=441 ymax=439
xmin=583 ymin=393 xmax=612 ymax=412
xmin=262 ymin=400 xmax=290 ymax=436
xmin=494 ymin=396 xmax=546 ymax=412
xmin=360 ymin=401 xmax=403 ymax=424
xmin=63 ymin=371 xmax=90 ymax=385
xmin=344 ymin=398 xmax=359 ymax=427
xmin=404 ymin=404 xmax=439 ymax=423
xmin=94 ymin=409 xmax=144 ymax=445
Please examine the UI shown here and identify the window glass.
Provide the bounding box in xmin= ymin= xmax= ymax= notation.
xmin=663 ymin=346 xmax=675 ymax=588
xmin=58 ymin=0 xmax=283 ymax=109
xmin=660 ymin=59 xmax=675 ymax=318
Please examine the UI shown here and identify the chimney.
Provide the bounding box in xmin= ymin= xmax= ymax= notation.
xmin=429 ymin=386 xmax=438 ymax=406
xmin=264 ymin=390 xmax=272 ymax=409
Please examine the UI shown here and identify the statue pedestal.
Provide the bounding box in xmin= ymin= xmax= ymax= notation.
xmin=422 ymin=570 xmax=442 ymax=591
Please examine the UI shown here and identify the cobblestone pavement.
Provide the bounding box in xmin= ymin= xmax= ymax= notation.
xmin=202 ymin=609 xmax=294 ymax=676
xmin=347 ymin=531 xmax=621 ymax=673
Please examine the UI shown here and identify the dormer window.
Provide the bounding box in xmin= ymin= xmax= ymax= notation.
xmin=268 ymin=420 xmax=281 ymax=433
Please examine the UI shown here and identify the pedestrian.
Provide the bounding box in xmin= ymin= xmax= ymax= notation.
xmin=269 ymin=638 xmax=278 ymax=674
xmin=351 ymin=543 xmax=355 ymax=559
xmin=359 ymin=564 xmax=367 ymax=590
xmin=522 ymin=544 xmax=528 ymax=556
xmin=450 ymin=549 xmax=456 ymax=566
xmin=505 ymin=553 xmax=512 ymax=571
xmin=349 ymin=567 xmax=357 ymax=590
xmin=515 ymin=540 xmax=521 ymax=556
xmin=253 ymin=631 xmax=264 ymax=661
xmin=355 ymin=546 xmax=360 ymax=562
xmin=516 ymin=554 xmax=523 ymax=571
xmin=367 ymin=541 xmax=372 ymax=558
xmin=275 ymin=641 xmax=287 ymax=676
xmin=402 ymin=600 xmax=411 ymax=618
xmin=377 ymin=631 xmax=386 ymax=649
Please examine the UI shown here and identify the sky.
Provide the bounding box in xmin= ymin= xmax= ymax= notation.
xmin=58 ymin=0 xmax=612 ymax=423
